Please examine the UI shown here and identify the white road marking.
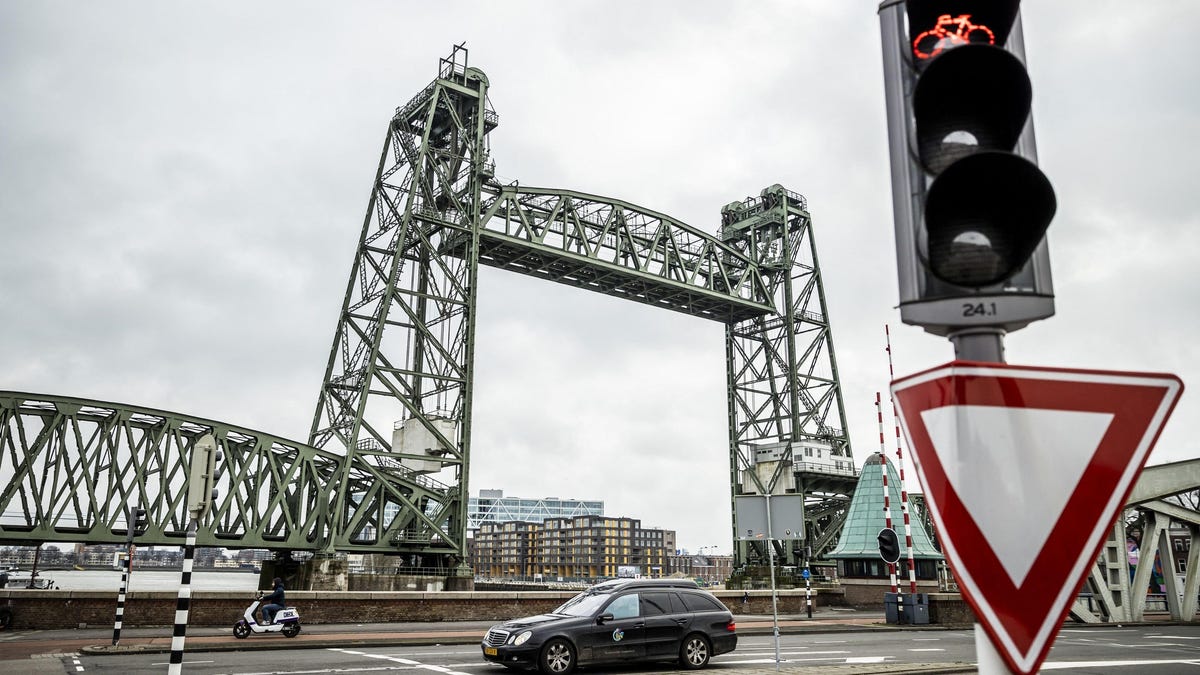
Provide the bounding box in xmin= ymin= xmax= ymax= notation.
xmin=225 ymin=662 xmax=393 ymax=667
xmin=1101 ymin=643 xmax=1187 ymax=648
xmin=908 ymin=648 xmax=946 ymax=652
xmin=330 ymin=648 xmax=470 ymax=675
xmin=723 ymin=656 xmax=884 ymax=665
xmin=733 ymin=650 xmax=851 ymax=656
xmin=846 ymin=656 xmax=889 ymax=663
xmin=1041 ymin=658 xmax=1200 ymax=670
xmin=151 ymin=661 xmax=214 ymax=666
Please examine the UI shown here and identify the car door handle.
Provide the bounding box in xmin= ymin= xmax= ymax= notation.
xmin=633 ymin=622 xmax=645 ymax=628
xmin=674 ymin=619 xmax=688 ymax=625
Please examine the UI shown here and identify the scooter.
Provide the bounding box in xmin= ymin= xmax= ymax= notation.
xmin=233 ymin=592 xmax=301 ymax=638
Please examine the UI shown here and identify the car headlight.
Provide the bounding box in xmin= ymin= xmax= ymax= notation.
xmin=511 ymin=630 xmax=533 ymax=646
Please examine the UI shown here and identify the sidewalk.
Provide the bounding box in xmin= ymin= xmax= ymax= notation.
xmin=0 ymin=609 xmax=976 ymax=672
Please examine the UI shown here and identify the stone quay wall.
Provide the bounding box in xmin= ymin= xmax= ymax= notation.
xmin=0 ymin=588 xmax=850 ymax=630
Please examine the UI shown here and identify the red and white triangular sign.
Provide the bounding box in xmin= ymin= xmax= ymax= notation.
xmin=891 ymin=361 xmax=1183 ymax=674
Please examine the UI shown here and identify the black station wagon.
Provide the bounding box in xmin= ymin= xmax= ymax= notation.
xmin=481 ymin=578 xmax=737 ymax=673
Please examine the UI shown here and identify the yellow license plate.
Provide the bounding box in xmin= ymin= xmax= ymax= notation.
xmin=484 ymin=647 xmax=498 ymax=656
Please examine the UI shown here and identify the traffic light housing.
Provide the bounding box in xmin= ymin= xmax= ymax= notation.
xmin=878 ymin=527 xmax=902 ymax=564
xmin=186 ymin=433 xmax=223 ymax=518
xmin=124 ymin=506 xmax=147 ymax=547
xmin=879 ymin=0 xmax=1054 ymax=336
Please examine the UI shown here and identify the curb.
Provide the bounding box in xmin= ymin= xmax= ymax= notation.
xmin=79 ymin=622 xmax=969 ymax=656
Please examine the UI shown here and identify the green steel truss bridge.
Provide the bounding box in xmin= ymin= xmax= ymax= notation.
xmin=1 ymin=46 xmax=855 ymax=572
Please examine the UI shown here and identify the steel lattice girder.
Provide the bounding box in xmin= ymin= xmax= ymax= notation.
xmin=468 ymin=186 xmax=775 ymax=323
xmin=0 ymin=393 xmax=462 ymax=553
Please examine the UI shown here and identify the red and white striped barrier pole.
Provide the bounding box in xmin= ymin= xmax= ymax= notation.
xmin=876 ymin=393 xmax=898 ymax=594
xmin=886 ymin=326 xmax=919 ymax=596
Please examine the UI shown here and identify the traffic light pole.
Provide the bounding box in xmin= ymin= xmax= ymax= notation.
xmin=112 ymin=503 xmax=140 ymax=646
xmin=949 ymin=328 xmax=1005 ymax=363
xmin=878 ymin=1 xmax=1048 ymax=670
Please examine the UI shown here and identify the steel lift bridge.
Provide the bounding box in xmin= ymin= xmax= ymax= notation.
xmin=0 ymin=47 xmax=855 ymax=584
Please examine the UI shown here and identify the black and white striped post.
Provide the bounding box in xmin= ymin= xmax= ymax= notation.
xmin=170 ymin=433 xmax=221 ymax=673
xmin=804 ymin=562 xmax=813 ymax=619
xmin=167 ymin=517 xmax=198 ymax=674
xmin=112 ymin=504 xmax=144 ymax=646
xmin=111 ymin=541 xmax=133 ymax=646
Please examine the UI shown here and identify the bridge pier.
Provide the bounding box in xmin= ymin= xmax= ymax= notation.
xmin=259 ymin=553 xmax=348 ymax=592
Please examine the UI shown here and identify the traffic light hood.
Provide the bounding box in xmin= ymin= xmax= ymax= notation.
xmin=914 ymin=44 xmax=1031 ymax=174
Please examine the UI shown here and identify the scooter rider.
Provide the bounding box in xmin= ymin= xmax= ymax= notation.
xmin=261 ymin=577 xmax=285 ymax=624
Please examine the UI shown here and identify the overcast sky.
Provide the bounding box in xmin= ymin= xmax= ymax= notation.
xmin=2 ymin=2 xmax=1197 ymax=556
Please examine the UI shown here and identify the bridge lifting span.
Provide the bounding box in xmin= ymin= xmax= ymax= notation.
xmin=1 ymin=46 xmax=855 ymax=575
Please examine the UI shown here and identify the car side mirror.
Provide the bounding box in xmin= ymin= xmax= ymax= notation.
xmin=597 ymin=612 xmax=614 ymax=625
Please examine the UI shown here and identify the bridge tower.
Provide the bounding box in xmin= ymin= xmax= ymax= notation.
xmin=721 ymin=187 xmax=856 ymax=569
xmin=309 ymin=46 xmax=495 ymax=576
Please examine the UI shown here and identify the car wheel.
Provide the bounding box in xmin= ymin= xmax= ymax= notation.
xmin=233 ymin=621 xmax=250 ymax=639
xmin=679 ymin=633 xmax=711 ymax=669
xmin=282 ymin=623 xmax=301 ymax=638
xmin=538 ymin=637 xmax=575 ymax=675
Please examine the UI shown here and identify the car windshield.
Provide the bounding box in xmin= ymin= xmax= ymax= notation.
xmin=553 ymin=591 xmax=611 ymax=617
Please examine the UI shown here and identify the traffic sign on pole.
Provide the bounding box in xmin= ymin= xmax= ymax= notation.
xmin=891 ymin=361 xmax=1182 ymax=674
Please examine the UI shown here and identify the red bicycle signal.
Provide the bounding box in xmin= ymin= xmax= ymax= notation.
xmin=913 ymin=14 xmax=995 ymax=60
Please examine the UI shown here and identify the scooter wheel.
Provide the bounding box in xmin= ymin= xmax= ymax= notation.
xmin=233 ymin=621 xmax=250 ymax=639
xmin=282 ymin=623 xmax=301 ymax=638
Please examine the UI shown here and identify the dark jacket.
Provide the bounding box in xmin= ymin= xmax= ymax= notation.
xmin=263 ymin=582 xmax=285 ymax=605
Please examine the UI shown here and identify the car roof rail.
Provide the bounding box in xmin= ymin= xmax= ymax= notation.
xmin=590 ymin=578 xmax=701 ymax=592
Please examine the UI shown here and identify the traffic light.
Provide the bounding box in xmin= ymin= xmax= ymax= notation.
xmin=878 ymin=0 xmax=1054 ymax=337
xmin=186 ymin=434 xmax=223 ymax=518
xmin=125 ymin=506 xmax=147 ymax=547
xmin=878 ymin=527 xmax=902 ymax=564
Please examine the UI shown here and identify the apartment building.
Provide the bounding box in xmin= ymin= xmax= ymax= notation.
xmin=472 ymin=515 xmax=675 ymax=581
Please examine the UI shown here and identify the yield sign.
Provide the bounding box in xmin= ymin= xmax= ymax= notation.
xmin=891 ymin=361 xmax=1183 ymax=674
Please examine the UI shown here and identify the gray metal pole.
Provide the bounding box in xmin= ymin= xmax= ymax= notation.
xmin=949 ymin=328 xmax=1006 ymax=363
xmin=765 ymin=496 xmax=781 ymax=670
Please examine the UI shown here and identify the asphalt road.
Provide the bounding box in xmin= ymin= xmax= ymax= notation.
xmin=13 ymin=624 xmax=1200 ymax=674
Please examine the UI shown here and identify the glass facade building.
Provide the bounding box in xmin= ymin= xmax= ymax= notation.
xmin=468 ymin=489 xmax=603 ymax=530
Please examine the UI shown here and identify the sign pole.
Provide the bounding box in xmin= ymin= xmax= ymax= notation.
xmin=975 ymin=623 xmax=1011 ymax=674
xmin=764 ymin=496 xmax=781 ymax=670
xmin=951 ymin=332 xmax=1008 ymax=673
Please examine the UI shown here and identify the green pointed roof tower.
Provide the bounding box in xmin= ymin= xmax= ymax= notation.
xmin=828 ymin=452 xmax=942 ymax=559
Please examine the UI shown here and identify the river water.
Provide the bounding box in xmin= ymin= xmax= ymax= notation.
xmin=10 ymin=569 xmax=261 ymax=591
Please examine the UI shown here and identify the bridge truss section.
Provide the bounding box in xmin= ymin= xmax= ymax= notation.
xmin=0 ymin=392 xmax=461 ymax=556
xmin=1072 ymin=459 xmax=1200 ymax=624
